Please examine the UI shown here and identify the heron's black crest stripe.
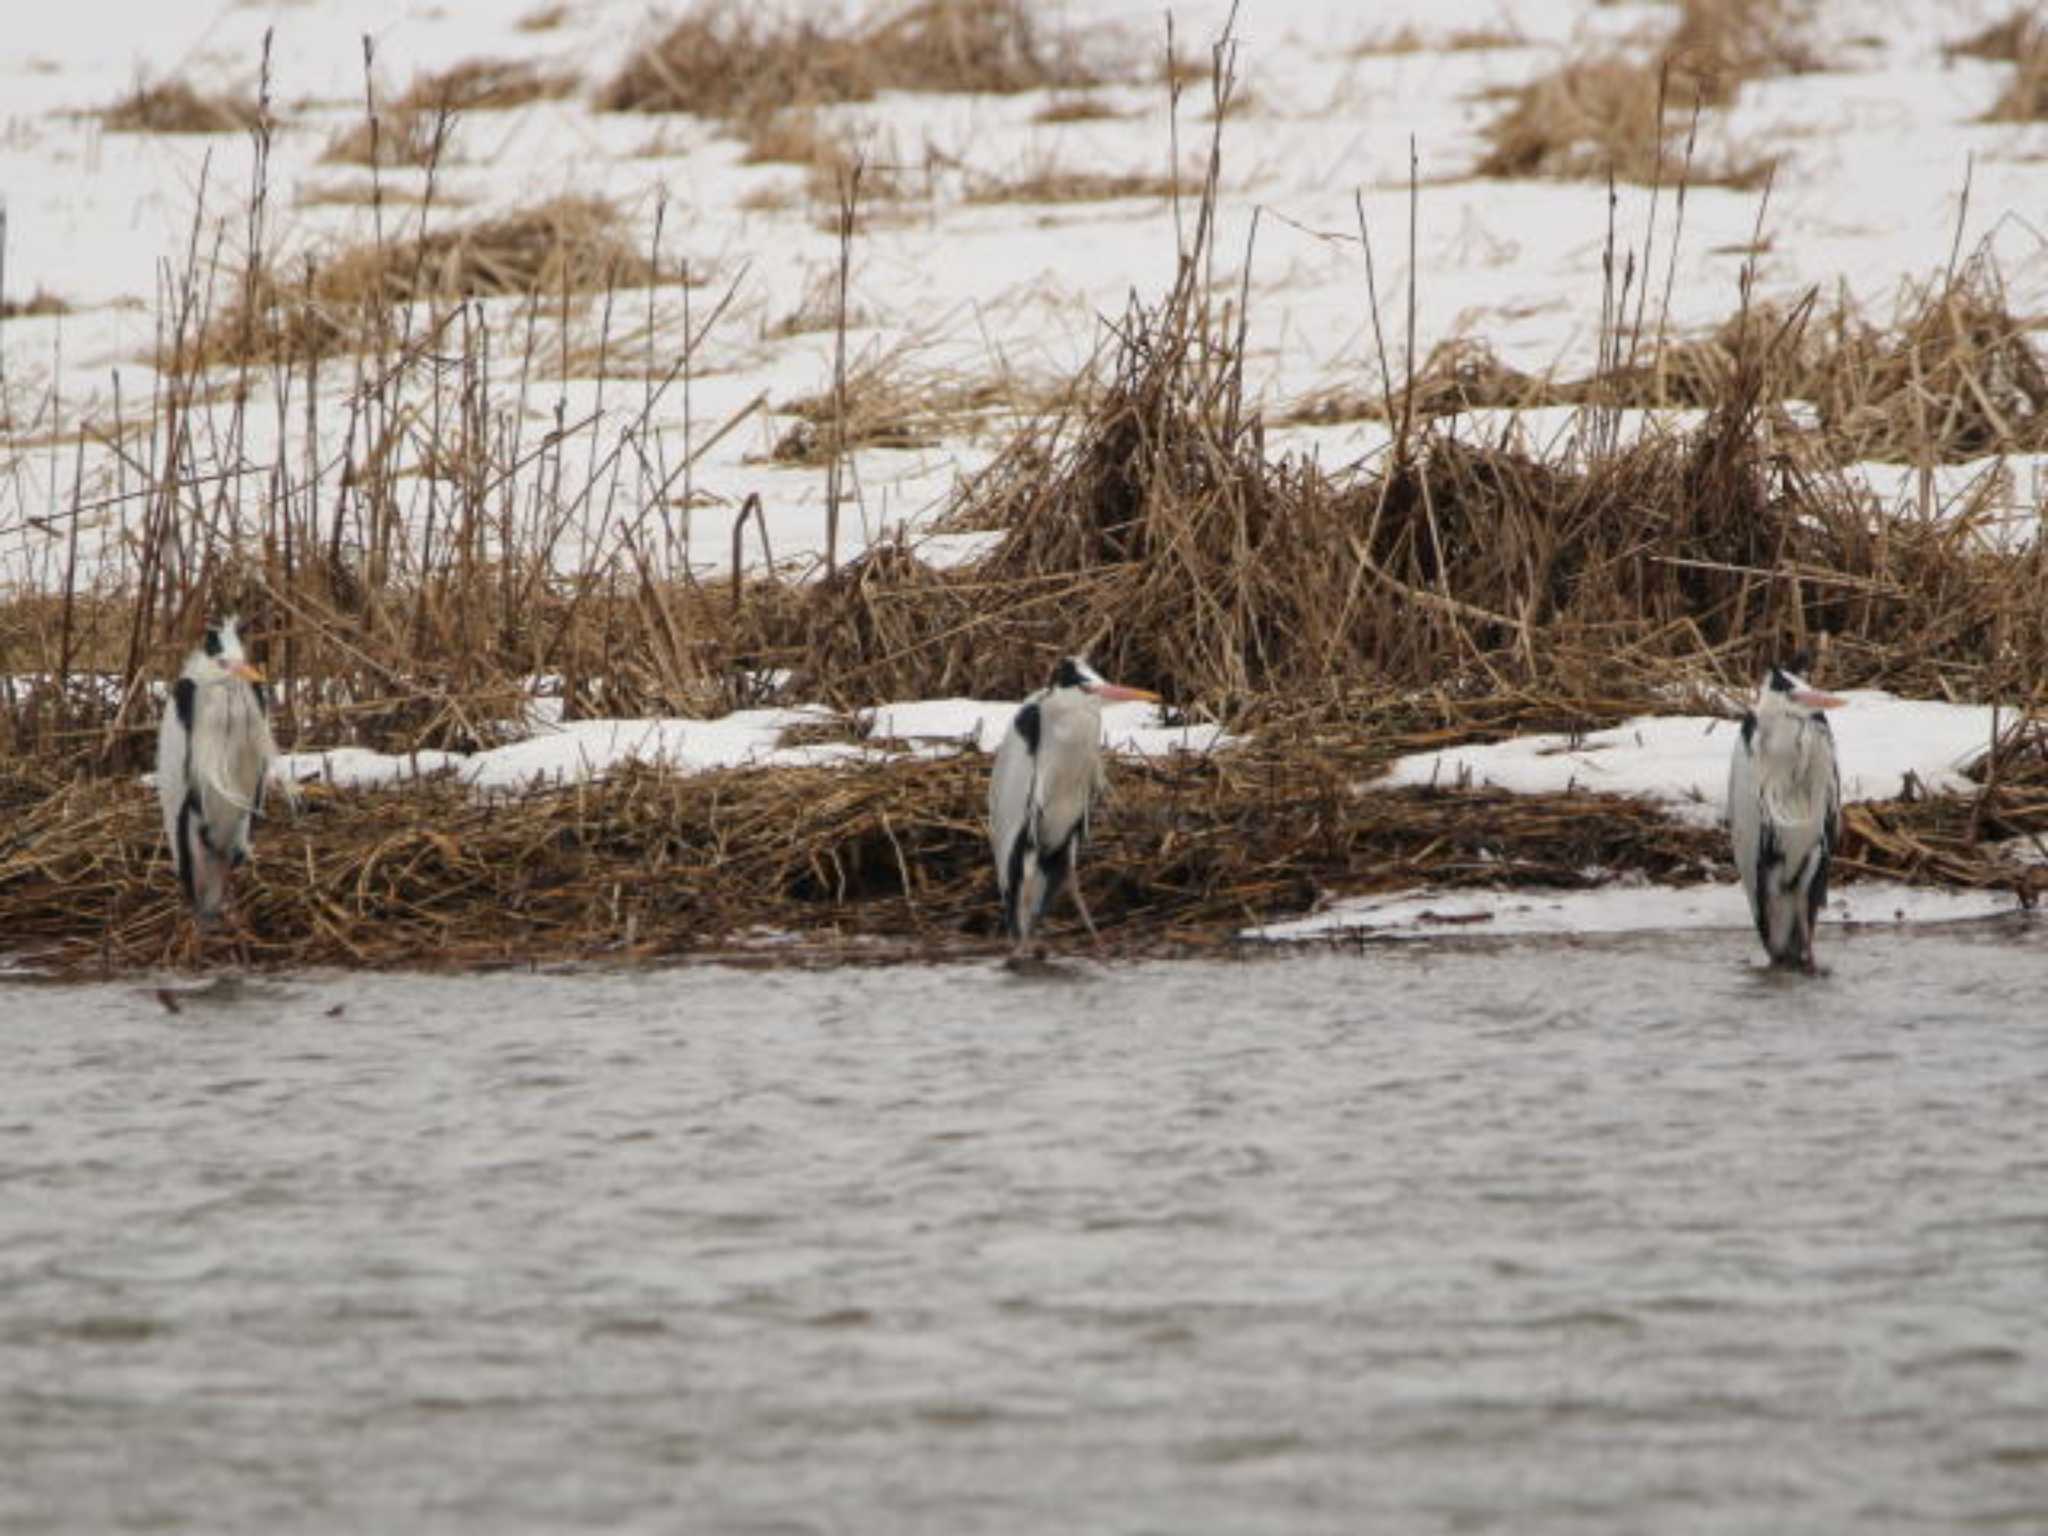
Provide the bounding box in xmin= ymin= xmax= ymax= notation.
xmin=1767 ymin=666 xmax=1795 ymax=693
xmin=202 ymin=627 xmax=224 ymax=659
xmin=1051 ymin=657 xmax=1086 ymax=690
xmin=172 ymin=677 xmax=197 ymax=734
xmin=1013 ymin=701 xmax=1042 ymax=756
xmin=1739 ymin=710 xmax=1756 ymax=749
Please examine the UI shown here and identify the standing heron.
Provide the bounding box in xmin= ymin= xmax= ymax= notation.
xmin=156 ymin=616 xmax=278 ymax=924
xmin=989 ymin=656 xmax=1159 ymax=953
xmin=1727 ymin=664 xmax=1844 ymax=970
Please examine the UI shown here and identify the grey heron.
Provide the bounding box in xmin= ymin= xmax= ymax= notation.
xmin=989 ymin=655 xmax=1159 ymax=953
xmin=156 ymin=616 xmax=278 ymax=924
xmin=1727 ymin=664 xmax=1844 ymax=970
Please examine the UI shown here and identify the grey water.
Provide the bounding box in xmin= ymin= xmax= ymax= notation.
xmin=2 ymin=920 xmax=2044 ymax=1535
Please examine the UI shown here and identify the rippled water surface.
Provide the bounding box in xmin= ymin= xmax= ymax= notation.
xmin=4 ymin=920 xmax=2045 ymax=1533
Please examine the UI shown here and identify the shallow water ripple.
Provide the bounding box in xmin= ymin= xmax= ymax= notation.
xmin=2 ymin=921 xmax=2044 ymax=1533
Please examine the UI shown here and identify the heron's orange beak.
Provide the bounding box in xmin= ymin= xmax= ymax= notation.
xmin=1791 ymin=687 xmax=1844 ymax=709
xmin=231 ymin=661 xmax=266 ymax=684
xmin=1090 ymin=682 xmax=1160 ymax=705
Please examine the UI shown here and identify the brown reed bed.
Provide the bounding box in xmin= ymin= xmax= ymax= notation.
xmin=4 ymin=710 xmax=2039 ymax=976
xmin=1280 ymin=255 xmax=2048 ymax=463
xmin=6 ymin=23 xmax=2045 ymax=975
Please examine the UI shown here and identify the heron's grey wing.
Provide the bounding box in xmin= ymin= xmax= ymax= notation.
xmin=989 ymin=706 xmax=1039 ymax=897
xmin=1819 ymin=716 xmax=1843 ymax=846
xmin=1807 ymin=718 xmax=1843 ymax=931
xmin=188 ymin=681 xmax=272 ymax=852
xmin=1030 ymin=698 xmax=1103 ymax=857
xmin=1727 ymin=713 xmax=1765 ymax=906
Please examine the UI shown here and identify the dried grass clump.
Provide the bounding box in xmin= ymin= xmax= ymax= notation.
xmin=769 ymin=356 xmax=1019 ymax=464
xmin=964 ymin=164 xmax=1180 ymax=204
xmin=1032 ymin=94 xmax=1124 ymax=124
xmin=517 ymin=4 xmax=570 ymax=32
xmin=858 ymin=0 xmax=1102 ymax=95
xmin=1352 ymin=25 xmax=1523 ymax=57
xmin=740 ymin=113 xmax=917 ymax=212
xmin=1 ymin=290 xmax=71 ymax=320
xmin=599 ymin=0 xmax=1104 ymax=119
xmin=329 ymin=194 xmax=659 ymax=303
xmin=101 ymin=79 xmax=264 ymax=134
xmin=398 ymin=57 xmax=581 ymax=112
xmin=1803 ymin=261 xmax=2048 ymax=462
xmin=1662 ymin=0 xmax=1819 ymax=105
xmin=598 ymin=4 xmax=868 ymax=117
xmin=1477 ymin=0 xmax=1814 ymax=186
xmin=1980 ymin=23 xmax=2048 ymax=121
xmin=1280 ymin=339 xmax=1569 ymax=425
xmin=1474 ymin=55 xmax=1774 ymax=187
xmin=201 ymin=197 xmax=660 ymax=365
xmin=320 ymin=106 xmax=447 ymax=169
xmin=1946 ymin=10 xmax=2041 ymax=64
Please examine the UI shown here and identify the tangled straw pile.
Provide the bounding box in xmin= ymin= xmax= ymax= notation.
xmin=4 ymin=700 xmax=2040 ymax=974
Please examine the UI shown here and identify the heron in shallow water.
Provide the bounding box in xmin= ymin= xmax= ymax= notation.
xmin=989 ymin=656 xmax=1159 ymax=954
xmin=1727 ymin=664 xmax=1844 ymax=970
xmin=156 ymin=616 xmax=278 ymax=925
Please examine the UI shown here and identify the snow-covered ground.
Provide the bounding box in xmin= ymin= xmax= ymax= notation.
xmin=1379 ymin=690 xmax=2005 ymax=825
xmin=272 ymin=696 xmax=1226 ymax=791
xmin=2 ymin=0 xmax=2043 ymax=593
xmin=1247 ymin=877 xmax=2021 ymax=944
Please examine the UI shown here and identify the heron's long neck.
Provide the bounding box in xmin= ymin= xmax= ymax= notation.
xmin=1756 ymin=707 xmax=1830 ymax=817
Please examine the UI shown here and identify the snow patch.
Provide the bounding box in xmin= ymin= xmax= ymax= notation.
xmin=1249 ymin=879 xmax=2024 ymax=944
xmin=1379 ymin=692 xmax=2000 ymax=826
